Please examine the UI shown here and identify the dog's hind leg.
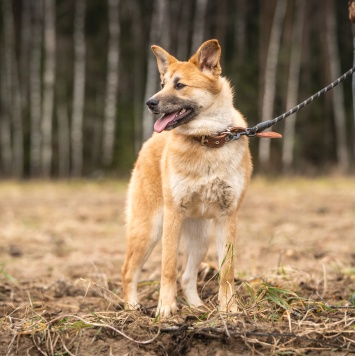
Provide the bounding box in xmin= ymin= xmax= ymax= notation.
xmin=181 ymin=218 xmax=211 ymax=307
xmin=122 ymin=208 xmax=163 ymax=308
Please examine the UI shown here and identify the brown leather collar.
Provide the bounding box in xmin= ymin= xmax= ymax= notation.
xmin=193 ymin=126 xmax=282 ymax=148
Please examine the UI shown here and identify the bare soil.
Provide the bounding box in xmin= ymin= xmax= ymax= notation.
xmin=0 ymin=177 xmax=354 ymax=355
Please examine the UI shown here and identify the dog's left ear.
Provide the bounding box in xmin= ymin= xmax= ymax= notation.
xmin=189 ymin=39 xmax=221 ymax=77
xmin=151 ymin=45 xmax=177 ymax=77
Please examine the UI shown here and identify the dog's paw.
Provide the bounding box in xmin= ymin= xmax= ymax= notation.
xmin=187 ymin=303 xmax=208 ymax=314
xmin=156 ymin=301 xmax=178 ymax=318
xmin=188 ymin=298 xmax=204 ymax=308
xmin=220 ymin=303 xmax=239 ymax=314
xmin=124 ymin=299 xmax=140 ymax=310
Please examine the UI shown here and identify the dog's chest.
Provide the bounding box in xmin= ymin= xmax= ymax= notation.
xmin=168 ymin=153 xmax=245 ymax=218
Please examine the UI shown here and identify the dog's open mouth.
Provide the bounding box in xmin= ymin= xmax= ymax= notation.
xmin=154 ymin=108 xmax=194 ymax=133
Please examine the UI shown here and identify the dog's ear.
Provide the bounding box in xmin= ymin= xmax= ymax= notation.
xmin=189 ymin=40 xmax=221 ymax=77
xmin=151 ymin=46 xmax=177 ymax=76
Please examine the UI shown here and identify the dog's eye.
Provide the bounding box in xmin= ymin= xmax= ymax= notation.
xmin=161 ymin=83 xmax=165 ymax=89
xmin=175 ymin=83 xmax=186 ymax=90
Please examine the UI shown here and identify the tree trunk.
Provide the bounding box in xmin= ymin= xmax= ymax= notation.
xmin=215 ymin=0 xmax=228 ymax=56
xmin=234 ymin=0 xmax=247 ymax=71
xmin=282 ymin=0 xmax=306 ymax=172
xmin=325 ymin=0 xmax=350 ymax=171
xmin=71 ymin=0 xmax=86 ymax=176
xmin=3 ymin=0 xmax=23 ymax=178
xmin=102 ymin=0 xmax=120 ymax=167
xmin=41 ymin=0 xmax=56 ymax=177
xmin=350 ymin=1 xmax=355 ymax=161
xmin=57 ymin=98 xmax=70 ymax=178
xmin=20 ymin=0 xmax=31 ymax=111
xmin=11 ymin=44 xmax=24 ymax=178
xmin=158 ymin=0 xmax=170 ymax=51
xmin=91 ymin=94 xmax=103 ymax=171
xmin=352 ymin=26 xmax=355 ymax=161
xmin=130 ymin=1 xmax=144 ymax=154
xmin=30 ymin=0 xmax=43 ymax=177
xmin=0 ymin=57 xmax=13 ymax=177
xmin=258 ymin=0 xmax=287 ymax=166
xmin=177 ymin=0 xmax=191 ymax=60
xmin=191 ymin=0 xmax=209 ymax=54
xmin=142 ymin=0 xmax=170 ymax=142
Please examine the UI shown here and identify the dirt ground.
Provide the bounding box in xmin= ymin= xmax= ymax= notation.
xmin=0 ymin=177 xmax=354 ymax=355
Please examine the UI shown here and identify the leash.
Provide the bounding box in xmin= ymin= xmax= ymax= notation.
xmin=228 ymin=66 xmax=355 ymax=141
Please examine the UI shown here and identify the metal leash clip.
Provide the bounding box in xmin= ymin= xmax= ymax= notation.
xmin=230 ymin=132 xmax=242 ymax=141
xmin=219 ymin=128 xmax=235 ymax=142
xmin=245 ymin=128 xmax=257 ymax=137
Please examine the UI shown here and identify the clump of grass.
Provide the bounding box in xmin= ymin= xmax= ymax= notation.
xmin=234 ymin=280 xmax=305 ymax=321
xmin=2 ymin=303 xmax=160 ymax=355
xmin=2 ymin=273 xmax=355 ymax=355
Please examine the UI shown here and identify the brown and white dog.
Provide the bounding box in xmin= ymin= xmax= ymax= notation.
xmin=122 ymin=40 xmax=252 ymax=318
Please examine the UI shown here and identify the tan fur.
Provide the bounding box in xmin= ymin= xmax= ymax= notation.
xmin=122 ymin=40 xmax=252 ymax=318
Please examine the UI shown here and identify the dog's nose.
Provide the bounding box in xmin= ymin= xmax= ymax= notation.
xmin=146 ymin=98 xmax=159 ymax=111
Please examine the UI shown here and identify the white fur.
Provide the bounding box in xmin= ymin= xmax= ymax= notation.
xmin=181 ymin=218 xmax=211 ymax=306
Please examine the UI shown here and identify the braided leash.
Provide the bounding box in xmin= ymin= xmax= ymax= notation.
xmin=230 ymin=66 xmax=355 ymax=141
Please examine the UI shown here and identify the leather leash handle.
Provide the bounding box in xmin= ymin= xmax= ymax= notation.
xmin=256 ymin=132 xmax=282 ymax=139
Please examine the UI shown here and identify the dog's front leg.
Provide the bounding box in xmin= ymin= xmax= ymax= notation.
xmin=215 ymin=214 xmax=238 ymax=312
xmin=157 ymin=207 xmax=183 ymax=318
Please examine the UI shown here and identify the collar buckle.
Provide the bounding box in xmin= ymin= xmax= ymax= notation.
xmin=200 ymin=136 xmax=209 ymax=146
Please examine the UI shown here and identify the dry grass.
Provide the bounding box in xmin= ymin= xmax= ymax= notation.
xmin=0 ymin=178 xmax=355 ymax=355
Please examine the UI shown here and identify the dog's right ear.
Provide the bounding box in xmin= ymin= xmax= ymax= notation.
xmin=189 ymin=40 xmax=221 ymax=77
xmin=151 ymin=46 xmax=177 ymax=77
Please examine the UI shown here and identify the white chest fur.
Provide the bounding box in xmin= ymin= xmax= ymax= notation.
xmin=167 ymin=142 xmax=247 ymax=219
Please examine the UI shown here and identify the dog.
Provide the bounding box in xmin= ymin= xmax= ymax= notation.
xmin=122 ymin=39 xmax=252 ymax=318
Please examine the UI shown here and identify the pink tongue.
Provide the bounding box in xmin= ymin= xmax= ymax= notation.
xmin=154 ymin=111 xmax=178 ymax=133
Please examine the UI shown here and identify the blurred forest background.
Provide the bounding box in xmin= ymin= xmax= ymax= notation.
xmin=0 ymin=0 xmax=354 ymax=178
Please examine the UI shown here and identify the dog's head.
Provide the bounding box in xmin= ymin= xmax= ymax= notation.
xmin=147 ymin=40 xmax=228 ymax=134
